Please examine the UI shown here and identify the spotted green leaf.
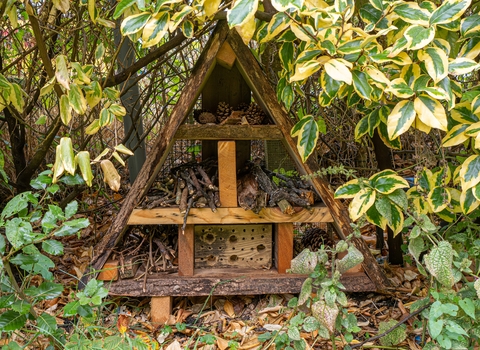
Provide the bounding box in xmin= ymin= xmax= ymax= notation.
xmin=425 ymin=241 xmax=455 ymax=287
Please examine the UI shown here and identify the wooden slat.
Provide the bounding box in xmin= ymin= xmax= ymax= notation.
xmin=128 ymin=205 xmax=333 ymax=225
xmin=178 ymin=225 xmax=195 ymax=276
xmin=218 ymin=141 xmax=237 ymax=207
xmin=275 ymin=223 xmax=293 ymax=274
xmin=108 ymin=269 xmax=376 ymax=296
xmin=175 ymin=125 xmax=283 ymax=140
xmin=151 ymin=297 xmax=172 ymax=325
xmin=216 ymin=41 xmax=236 ymax=69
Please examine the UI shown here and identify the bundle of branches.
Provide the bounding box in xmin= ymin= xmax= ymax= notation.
xmin=237 ymin=161 xmax=316 ymax=214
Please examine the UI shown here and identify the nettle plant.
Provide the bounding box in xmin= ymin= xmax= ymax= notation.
xmin=0 ymin=174 xmax=111 ymax=348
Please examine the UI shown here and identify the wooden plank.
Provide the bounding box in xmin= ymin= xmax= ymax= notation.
xmin=227 ymin=30 xmax=391 ymax=291
xmin=83 ymin=23 xmax=231 ymax=285
xmin=194 ymin=224 xmax=272 ymax=269
xmin=275 ymin=223 xmax=293 ymax=274
xmin=151 ymin=297 xmax=172 ymax=325
xmin=216 ymin=41 xmax=236 ymax=69
xmin=218 ymin=141 xmax=237 ymax=207
xmin=97 ymin=260 xmax=119 ymax=281
xmin=128 ymin=205 xmax=333 ymax=225
xmin=178 ymin=225 xmax=194 ymax=276
xmin=108 ymin=269 xmax=376 ymax=296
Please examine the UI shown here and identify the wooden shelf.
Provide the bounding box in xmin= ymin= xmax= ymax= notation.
xmin=128 ymin=205 xmax=333 ymax=225
xmin=107 ymin=268 xmax=375 ymax=296
xmin=175 ymin=124 xmax=283 ymax=140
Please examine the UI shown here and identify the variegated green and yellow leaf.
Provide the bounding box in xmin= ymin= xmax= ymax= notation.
xmin=461 ymin=187 xmax=480 ymax=214
xmin=271 ymin=0 xmax=304 ymax=12
xmin=227 ymin=0 xmax=258 ymax=28
xmin=369 ymin=169 xmax=398 ymax=183
xmin=293 ymin=115 xmax=320 ymax=162
xmin=121 ymin=12 xmax=152 ymax=36
xmin=442 ymin=124 xmax=469 ymax=147
xmin=418 ymin=47 xmax=448 ymax=83
xmin=334 ymin=178 xmax=361 ymax=199
xmin=448 ymin=188 xmax=462 ymax=213
xmin=393 ymin=3 xmax=429 ymax=26
xmin=459 ymin=154 xmax=480 ymax=190
xmin=427 ymin=186 xmax=450 ymax=212
xmin=464 ymin=121 xmax=480 ymax=137
xmin=324 ymin=58 xmax=352 ymax=85
xmin=451 ymin=102 xmax=479 ymax=123
xmin=414 ymin=117 xmax=431 ymax=134
xmin=85 ymin=81 xmax=102 ymax=109
xmin=365 ymin=66 xmax=390 ymax=86
xmin=55 ymin=55 xmax=70 ymax=91
xmin=387 ymin=36 xmax=410 ymax=58
xmin=59 ymin=137 xmax=75 ymax=176
xmin=113 ymin=0 xmax=137 ymax=19
xmin=355 ymin=115 xmax=369 ymax=140
xmin=235 ymin=14 xmax=256 ymax=45
xmin=320 ymin=71 xmax=342 ymax=98
xmin=407 ymin=188 xmax=431 ymax=214
xmin=448 ymin=57 xmax=480 ymax=75
xmin=460 ymin=14 xmax=480 ymax=38
xmin=387 ymin=100 xmax=416 ymax=139
xmin=9 ymin=83 xmax=25 ymax=113
xmin=378 ymin=122 xmax=402 ymax=149
xmin=459 ymin=37 xmax=480 ymax=60
xmin=169 ymin=6 xmax=193 ymax=32
xmin=290 ymin=23 xmax=315 ymax=43
xmin=414 ymin=95 xmax=447 ymax=131
xmin=142 ymin=12 xmax=170 ymax=48
xmin=429 ymin=0 xmax=471 ymax=26
xmin=182 ymin=21 xmax=194 ymax=38
xmin=438 ymin=77 xmax=455 ymax=110
xmin=70 ymin=62 xmax=90 ymax=85
xmin=290 ymin=60 xmax=322 ymax=82
xmin=374 ymin=195 xmax=404 ymax=236
xmin=76 ymin=151 xmax=93 ymax=187
xmin=386 ymin=78 xmax=414 ymax=98
xmin=349 ymin=188 xmax=376 ymax=221
xmin=404 ymin=25 xmax=435 ymax=50
xmin=471 ymin=94 xmax=480 ymax=115
xmin=366 ymin=205 xmax=388 ymax=230
xmin=401 ymin=64 xmax=422 ymax=87
xmin=85 ymin=119 xmax=100 ymax=135
xmin=262 ymin=13 xmax=290 ymax=43
xmin=204 ymin=0 xmax=222 ymax=17
xmin=60 ymin=95 xmax=72 ymax=125
xmin=351 ymin=70 xmax=373 ymax=100
xmin=371 ymin=175 xmax=409 ymax=194
xmin=109 ymin=104 xmax=127 ymax=117
xmin=68 ymin=84 xmax=87 ymax=115
xmin=52 ymin=145 xmax=64 ymax=183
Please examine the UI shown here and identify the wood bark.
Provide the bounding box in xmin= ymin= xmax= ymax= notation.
xmin=227 ymin=30 xmax=392 ymax=290
xmin=82 ymin=23 xmax=230 ymax=287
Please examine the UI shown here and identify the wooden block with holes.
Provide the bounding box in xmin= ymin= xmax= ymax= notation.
xmin=195 ymin=224 xmax=272 ymax=269
xmin=150 ymin=296 xmax=172 ymax=325
xmin=98 ymin=260 xmax=119 ymax=281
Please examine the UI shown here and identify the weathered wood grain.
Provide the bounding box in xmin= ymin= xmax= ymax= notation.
xmin=175 ymin=125 xmax=283 ymax=140
xmin=275 ymin=223 xmax=293 ymax=274
xmin=178 ymin=225 xmax=194 ymax=276
xmin=127 ymin=205 xmax=333 ymax=225
xmin=218 ymin=141 xmax=237 ymax=207
xmin=108 ymin=269 xmax=376 ymax=296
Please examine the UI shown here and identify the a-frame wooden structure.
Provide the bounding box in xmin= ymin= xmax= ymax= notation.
xmin=84 ymin=22 xmax=390 ymax=302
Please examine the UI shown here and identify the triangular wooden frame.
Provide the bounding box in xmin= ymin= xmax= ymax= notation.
xmin=84 ymin=22 xmax=390 ymax=291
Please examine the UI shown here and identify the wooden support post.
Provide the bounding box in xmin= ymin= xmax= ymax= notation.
xmin=150 ymin=296 xmax=172 ymax=325
xmin=275 ymin=223 xmax=294 ymax=274
xmin=178 ymin=224 xmax=195 ymax=276
xmin=97 ymin=260 xmax=119 ymax=281
xmin=218 ymin=141 xmax=237 ymax=207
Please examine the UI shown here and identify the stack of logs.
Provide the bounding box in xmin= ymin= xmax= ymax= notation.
xmin=193 ymin=101 xmax=268 ymax=125
xmin=140 ymin=159 xmax=317 ymax=231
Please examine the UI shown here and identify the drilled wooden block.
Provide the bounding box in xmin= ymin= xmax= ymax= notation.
xmin=195 ymin=224 xmax=272 ymax=269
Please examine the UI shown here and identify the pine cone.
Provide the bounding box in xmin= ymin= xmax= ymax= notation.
xmin=301 ymin=227 xmax=331 ymax=251
xmin=244 ymin=103 xmax=266 ymax=125
xmin=237 ymin=102 xmax=250 ymax=112
xmin=216 ymin=102 xmax=233 ymax=123
xmin=198 ymin=112 xmax=217 ymax=124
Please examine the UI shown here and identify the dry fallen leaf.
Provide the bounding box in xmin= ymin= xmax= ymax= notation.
xmin=224 ymin=300 xmax=235 ymax=317
xmin=117 ymin=314 xmax=129 ymax=334
xmin=165 ymin=340 xmax=183 ymax=350
xmin=216 ymin=336 xmax=230 ymax=350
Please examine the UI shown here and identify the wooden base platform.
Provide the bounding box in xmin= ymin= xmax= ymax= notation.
xmin=107 ymin=268 xmax=375 ymax=296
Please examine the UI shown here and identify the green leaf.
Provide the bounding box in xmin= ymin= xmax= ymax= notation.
xmin=393 ymin=3 xmax=429 ymax=26
xmin=42 ymin=240 xmax=64 ymax=255
xmin=6 ymin=218 xmax=34 ymax=249
xmin=429 ymin=0 xmax=471 ymax=26
xmin=352 ymin=70 xmax=372 ymax=100
xmin=336 ymin=246 xmax=364 ymax=273
xmin=387 ymin=100 xmax=416 ymax=139
xmin=458 ymin=298 xmax=475 ymax=319
xmin=303 ymin=316 xmax=320 ymax=332
xmin=60 ymin=94 xmax=72 ymax=125
xmin=227 ymin=0 xmax=258 ymax=27
xmin=1 ymin=192 xmax=36 ymax=220
xmin=409 ymin=237 xmax=425 ymax=263
xmin=65 ymin=201 xmax=78 ymax=219
xmin=120 ymin=12 xmax=151 ymax=36
xmin=428 ymin=318 xmax=444 ymax=339
xmin=37 ymin=312 xmax=57 ymax=334
xmin=298 ymin=277 xmax=312 ymax=306
xmin=68 ymin=84 xmax=87 ymax=115
xmin=24 ymin=282 xmax=64 ymax=300
xmin=113 ymin=0 xmax=137 ymax=19
xmin=375 ymin=195 xmax=404 ymax=235
xmin=0 ymin=311 xmax=27 ymax=331
xmin=63 ymin=301 xmax=80 ymax=317
xmin=424 ymin=241 xmax=455 ymax=287
xmin=271 ymin=0 xmax=303 ymax=11
xmin=54 ymin=218 xmax=90 ymax=237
